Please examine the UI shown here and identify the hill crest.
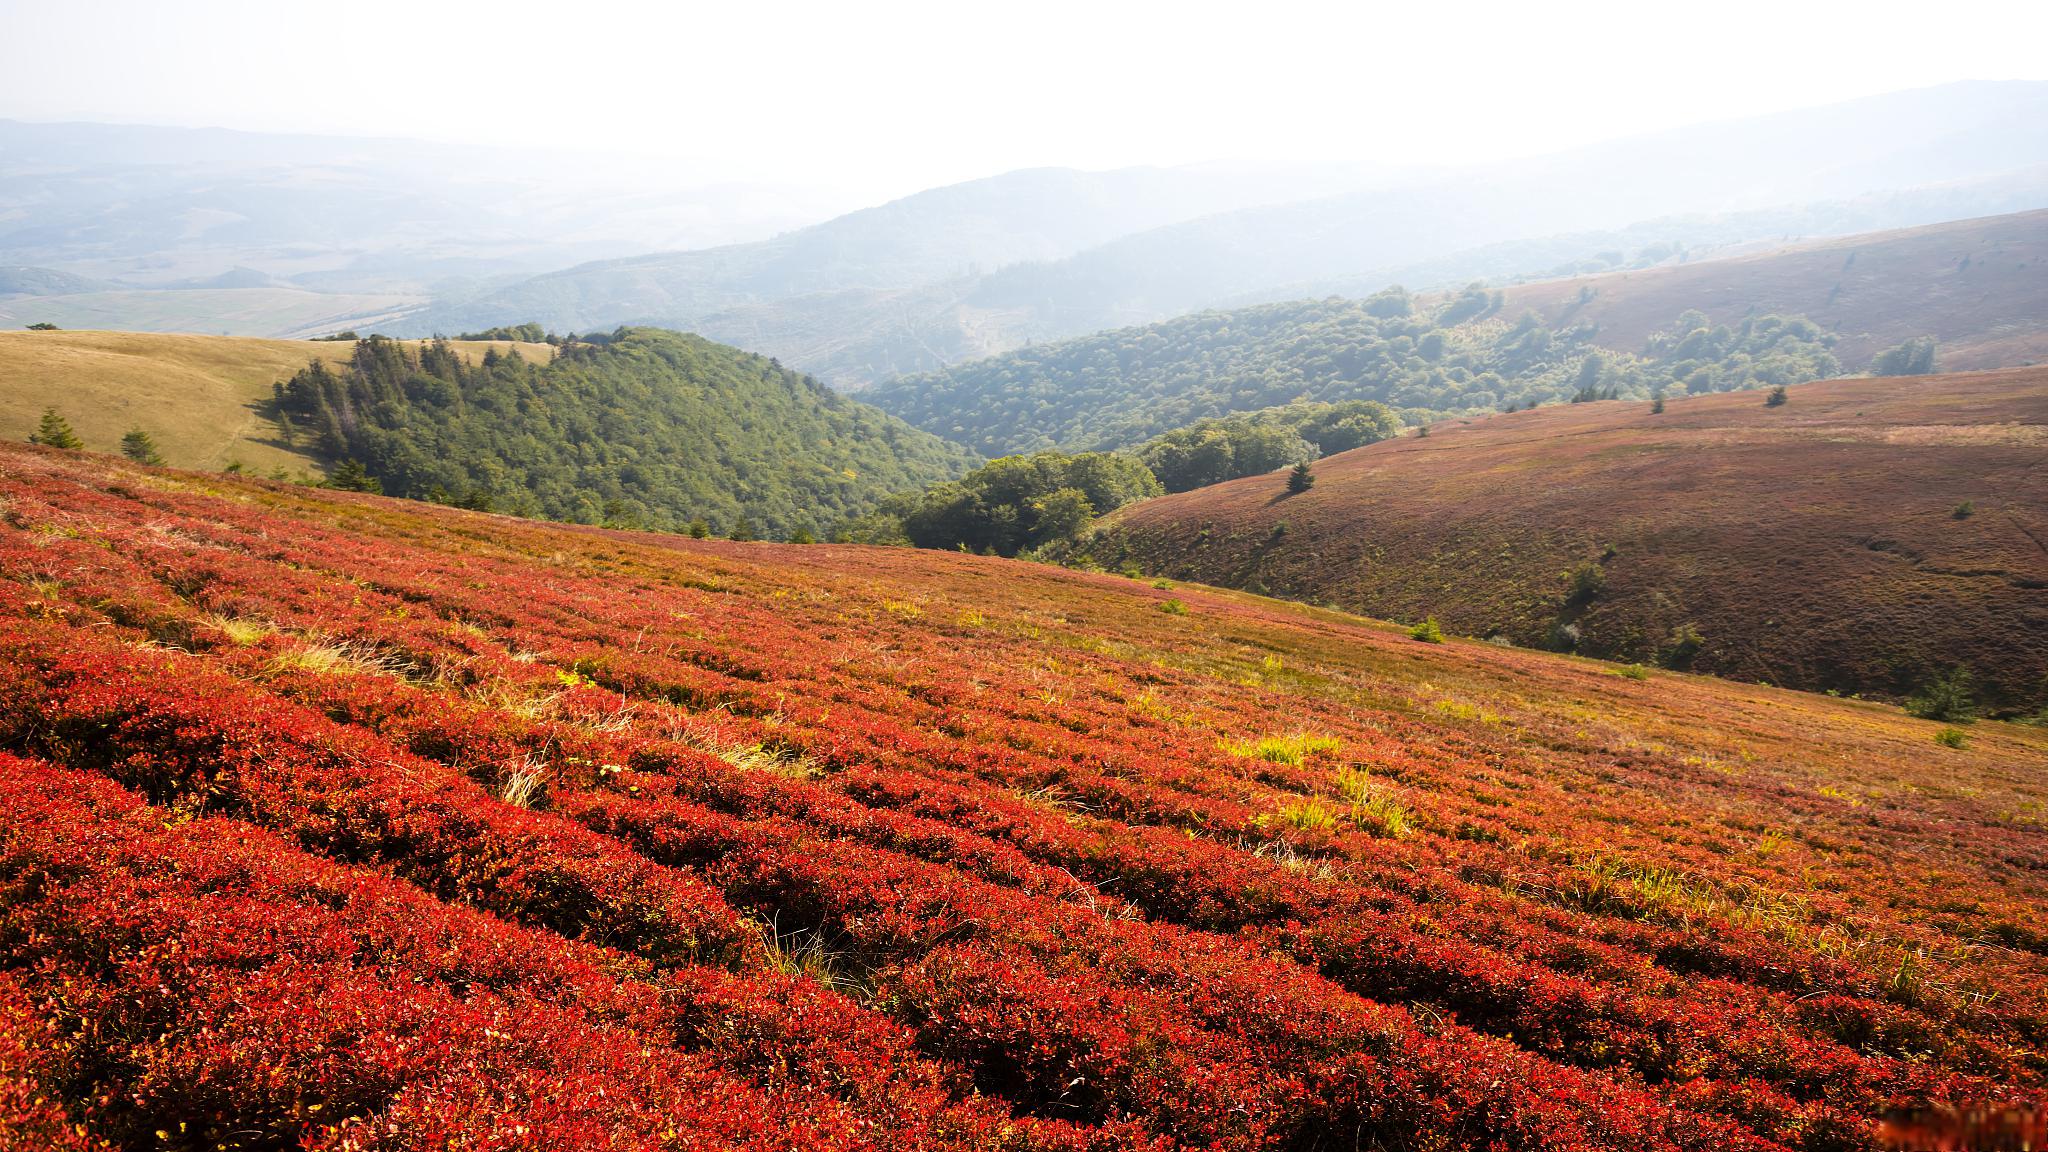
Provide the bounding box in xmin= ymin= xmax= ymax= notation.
xmin=1089 ymin=369 xmax=2048 ymax=713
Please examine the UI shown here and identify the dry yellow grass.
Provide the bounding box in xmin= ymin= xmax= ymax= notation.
xmin=0 ymin=330 xmax=554 ymax=473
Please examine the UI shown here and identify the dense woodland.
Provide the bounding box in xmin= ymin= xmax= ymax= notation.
xmin=867 ymin=288 xmax=1843 ymax=455
xmin=274 ymin=328 xmax=974 ymax=537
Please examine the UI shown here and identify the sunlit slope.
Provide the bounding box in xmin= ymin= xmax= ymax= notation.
xmin=0 ymin=443 xmax=2041 ymax=1149
xmin=1092 ymin=369 xmax=2048 ymax=713
xmin=0 ymin=329 xmax=552 ymax=472
xmin=1493 ymin=210 xmax=2048 ymax=371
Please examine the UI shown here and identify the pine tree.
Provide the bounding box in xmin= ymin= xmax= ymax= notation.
xmin=1765 ymin=385 xmax=1789 ymax=407
xmin=326 ymin=458 xmax=382 ymax=493
xmin=120 ymin=428 xmax=164 ymax=466
xmin=727 ymin=517 xmax=757 ymax=542
xmin=1286 ymin=461 xmax=1315 ymax=494
xmin=29 ymin=407 xmax=82 ymax=450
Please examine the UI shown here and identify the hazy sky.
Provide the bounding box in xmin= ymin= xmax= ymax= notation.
xmin=5 ymin=0 xmax=2046 ymax=202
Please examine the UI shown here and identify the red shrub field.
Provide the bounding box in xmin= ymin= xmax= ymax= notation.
xmin=0 ymin=443 xmax=2042 ymax=1150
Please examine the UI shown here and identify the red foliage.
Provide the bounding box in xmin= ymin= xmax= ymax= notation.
xmin=0 ymin=445 xmax=2039 ymax=1149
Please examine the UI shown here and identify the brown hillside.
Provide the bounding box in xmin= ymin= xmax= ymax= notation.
xmin=1492 ymin=210 xmax=2048 ymax=371
xmin=1091 ymin=371 xmax=2048 ymax=714
xmin=0 ymin=330 xmax=552 ymax=473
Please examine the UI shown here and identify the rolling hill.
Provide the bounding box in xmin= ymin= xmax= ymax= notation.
xmin=863 ymin=289 xmax=1844 ymax=456
xmin=399 ymin=164 xmax=1361 ymax=342
xmin=271 ymin=327 xmax=976 ymax=535
xmin=1491 ymin=210 xmax=2048 ymax=372
xmin=0 ymin=326 xmax=974 ymax=537
xmin=410 ymin=82 xmax=2048 ymax=387
xmin=1084 ymin=370 xmax=2048 ymax=714
xmin=0 ymin=443 xmax=2041 ymax=1149
xmin=0 ymin=329 xmax=552 ymax=474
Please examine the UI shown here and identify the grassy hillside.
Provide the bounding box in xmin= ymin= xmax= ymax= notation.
xmin=0 ymin=443 xmax=2041 ymax=1148
xmin=1493 ymin=210 xmax=2048 ymax=371
xmin=1087 ymin=371 xmax=2048 ymax=714
xmin=0 ymin=329 xmax=551 ymax=474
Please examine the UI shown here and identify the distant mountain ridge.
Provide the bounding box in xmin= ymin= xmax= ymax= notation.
xmin=396 ymin=164 xmax=1375 ymax=339
xmin=402 ymin=81 xmax=2048 ymax=386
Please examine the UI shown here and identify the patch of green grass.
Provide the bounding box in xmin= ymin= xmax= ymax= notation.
xmin=1272 ymin=797 xmax=1340 ymax=834
xmin=1934 ymin=727 xmax=1968 ymax=749
xmin=1221 ymin=733 xmax=1342 ymax=766
xmin=1158 ymin=598 xmax=1188 ymax=616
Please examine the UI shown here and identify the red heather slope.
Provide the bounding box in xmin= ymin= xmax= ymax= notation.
xmin=0 ymin=445 xmax=2043 ymax=1150
xmin=1091 ymin=369 xmax=2048 ymax=713
xmin=1490 ymin=209 xmax=2048 ymax=371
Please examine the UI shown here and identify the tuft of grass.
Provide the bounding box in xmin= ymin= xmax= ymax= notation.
xmin=1335 ymin=766 xmax=1414 ymax=838
xmin=759 ymin=918 xmax=862 ymax=994
xmin=1408 ymin=617 xmax=1444 ymax=643
xmin=1611 ymin=663 xmax=1650 ymax=680
xmin=268 ymin=638 xmax=412 ymax=680
xmin=1934 ymin=727 xmax=1968 ymax=749
xmin=1158 ymin=598 xmax=1188 ymax=616
xmin=702 ymin=737 xmax=822 ymax=780
xmin=1221 ymin=733 xmax=1342 ymax=766
xmin=497 ymin=754 xmax=550 ymax=809
xmin=203 ymin=614 xmax=271 ymax=647
xmin=1272 ymin=797 xmax=1340 ymax=834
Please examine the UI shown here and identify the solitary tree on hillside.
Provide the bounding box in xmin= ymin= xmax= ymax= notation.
xmin=1765 ymin=386 xmax=1788 ymax=407
xmin=1871 ymin=336 xmax=1937 ymax=377
xmin=29 ymin=407 xmax=82 ymax=450
xmin=120 ymin=428 xmax=164 ymax=466
xmin=26 ymin=322 xmax=60 ymax=331
xmin=1286 ymin=461 xmax=1315 ymax=494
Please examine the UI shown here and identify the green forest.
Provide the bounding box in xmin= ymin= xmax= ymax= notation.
xmin=839 ymin=451 xmax=1161 ymax=557
xmin=1136 ymin=399 xmax=1402 ymax=493
xmin=274 ymin=328 xmax=975 ymax=538
xmin=865 ymin=288 xmax=1842 ymax=455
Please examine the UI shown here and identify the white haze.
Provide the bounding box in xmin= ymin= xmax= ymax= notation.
xmin=3 ymin=0 xmax=2046 ymax=206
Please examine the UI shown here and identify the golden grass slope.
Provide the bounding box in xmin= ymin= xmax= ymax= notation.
xmin=0 ymin=330 xmax=553 ymax=473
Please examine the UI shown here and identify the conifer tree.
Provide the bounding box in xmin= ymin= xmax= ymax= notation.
xmin=120 ymin=428 xmax=164 ymax=465
xmin=1286 ymin=461 xmax=1315 ymax=494
xmin=29 ymin=407 xmax=82 ymax=450
xmin=326 ymin=458 xmax=382 ymax=493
